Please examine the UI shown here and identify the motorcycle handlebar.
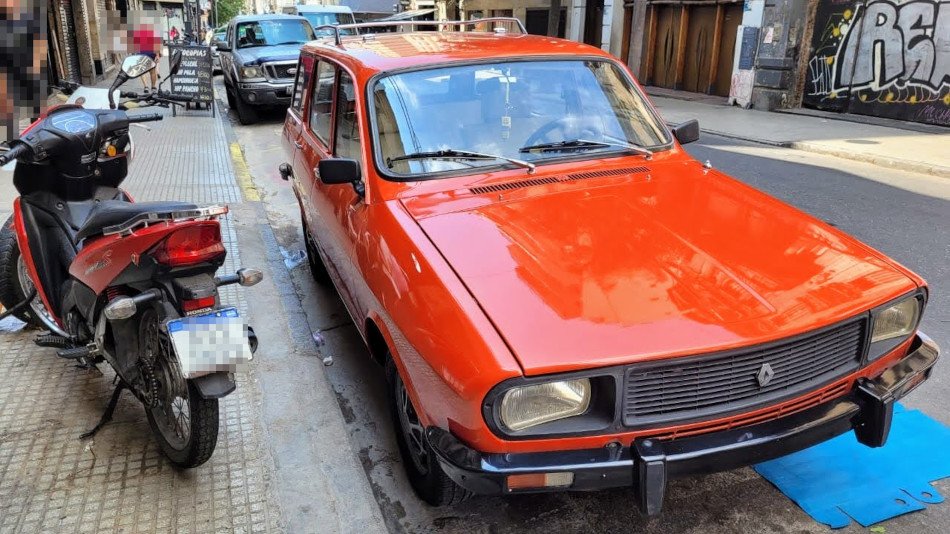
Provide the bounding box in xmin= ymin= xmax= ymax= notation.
xmin=0 ymin=144 xmax=28 ymax=166
xmin=127 ymin=114 xmax=164 ymax=123
xmin=157 ymin=92 xmax=194 ymax=103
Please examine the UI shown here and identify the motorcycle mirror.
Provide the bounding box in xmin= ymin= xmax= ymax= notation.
xmin=120 ymin=54 xmax=157 ymax=80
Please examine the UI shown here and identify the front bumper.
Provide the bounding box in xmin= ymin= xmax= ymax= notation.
xmin=237 ymin=81 xmax=292 ymax=106
xmin=427 ymin=333 xmax=939 ymax=515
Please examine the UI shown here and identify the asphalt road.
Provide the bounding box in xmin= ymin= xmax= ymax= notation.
xmin=221 ymin=83 xmax=950 ymax=534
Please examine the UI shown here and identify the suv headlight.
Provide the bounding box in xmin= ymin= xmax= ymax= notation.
xmin=241 ymin=65 xmax=265 ymax=80
xmin=868 ymin=295 xmax=922 ymax=360
xmin=499 ymin=379 xmax=591 ymax=432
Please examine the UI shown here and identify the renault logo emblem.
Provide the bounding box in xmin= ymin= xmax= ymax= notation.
xmin=756 ymin=363 xmax=775 ymax=387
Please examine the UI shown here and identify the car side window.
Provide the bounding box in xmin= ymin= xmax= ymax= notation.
xmin=291 ymin=54 xmax=315 ymax=114
xmin=334 ymin=72 xmax=360 ymax=160
xmin=309 ymin=61 xmax=336 ymax=145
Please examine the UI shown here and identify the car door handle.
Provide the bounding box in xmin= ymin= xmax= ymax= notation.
xmin=294 ymin=141 xmax=303 ymax=149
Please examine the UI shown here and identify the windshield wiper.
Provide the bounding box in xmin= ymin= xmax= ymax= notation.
xmin=273 ymin=41 xmax=306 ymax=45
xmin=387 ymin=149 xmax=536 ymax=173
xmin=519 ymin=138 xmax=652 ymax=159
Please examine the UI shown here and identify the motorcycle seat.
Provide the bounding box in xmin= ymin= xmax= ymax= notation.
xmin=75 ymin=200 xmax=200 ymax=242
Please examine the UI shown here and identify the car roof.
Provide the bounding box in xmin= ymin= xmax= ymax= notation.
xmin=301 ymin=32 xmax=613 ymax=75
xmin=232 ymin=13 xmax=308 ymax=23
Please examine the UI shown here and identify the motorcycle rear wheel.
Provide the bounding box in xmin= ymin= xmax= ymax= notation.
xmin=139 ymin=307 xmax=219 ymax=468
xmin=0 ymin=216 xmax=41 ymax=327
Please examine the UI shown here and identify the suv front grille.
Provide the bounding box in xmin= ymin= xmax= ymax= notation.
xmin=264 ymin=62 xmax=296 ymax=81
xmin=622 ymin=318 xmax=866 ymax=427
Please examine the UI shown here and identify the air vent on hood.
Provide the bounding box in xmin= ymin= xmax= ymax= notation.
xmin=564 ymin=167 xmax=649 ymax=181
xmin=469 ymin=177 xmax=559 ymax=195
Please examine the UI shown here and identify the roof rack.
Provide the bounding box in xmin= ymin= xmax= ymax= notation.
xmin=314 ymin=17 xmax=529 ymax=46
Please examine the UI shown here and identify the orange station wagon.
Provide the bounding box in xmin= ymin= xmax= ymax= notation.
xmin=279 ymin=19 xmax=940 ymax=514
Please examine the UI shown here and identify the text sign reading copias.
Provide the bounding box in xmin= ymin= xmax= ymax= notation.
xmin=167 ymin=44 xmax=214 ymax=104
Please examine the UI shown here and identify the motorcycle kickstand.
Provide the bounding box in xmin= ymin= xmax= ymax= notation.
xmin=80 ymin=380 xmax=128 ymax=439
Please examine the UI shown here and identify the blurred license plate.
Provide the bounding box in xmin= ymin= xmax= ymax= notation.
xmin=166 ymin=307 xmax=252 ymax=378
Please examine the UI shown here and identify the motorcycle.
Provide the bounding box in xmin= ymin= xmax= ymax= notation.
xmin=0 ymin=52 xmax=260 ymax=468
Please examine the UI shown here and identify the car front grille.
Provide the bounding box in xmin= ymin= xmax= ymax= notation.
xmin=264 ymin=62 xmax=296 ymax=81
xmin=622 ymin=318 xmax=866 ymax=427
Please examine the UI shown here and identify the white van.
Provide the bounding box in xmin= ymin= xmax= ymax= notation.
xmin=282 ymin=5 xmax=358 ymax=36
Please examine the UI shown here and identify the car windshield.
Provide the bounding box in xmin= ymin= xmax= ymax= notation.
xmin=302 ymin=12 xmax=357 ymax=35
xmin=373 ymin=60 xmax=670 ymax=178
xmin=236 ymin=20 xmax=315 ymax=48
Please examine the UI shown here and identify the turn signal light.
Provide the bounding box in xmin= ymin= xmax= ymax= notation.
xmin=152 ymin=222 xmax=226 ymax=267
xmin=506 ymin=472 xmax=574 ymax=491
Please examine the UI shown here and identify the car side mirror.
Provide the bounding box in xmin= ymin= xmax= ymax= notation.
xmin=318 ymin=158 xmax=364 ymax=196
xmin=216 ymin=42 xmax=232 ymax=52
xmin=672 ymin=119 xmax=700 ymax=145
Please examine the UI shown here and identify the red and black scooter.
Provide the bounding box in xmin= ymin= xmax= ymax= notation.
xmin=0 ymin=53 xmax=260 ymax=468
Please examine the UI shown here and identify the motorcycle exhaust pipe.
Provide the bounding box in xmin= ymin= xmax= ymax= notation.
xmin=103 ymin=288 xmax=162 ymax=321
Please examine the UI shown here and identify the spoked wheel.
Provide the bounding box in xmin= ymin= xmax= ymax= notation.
xmin=396 ymin=371 xmax=430 ymax=475
xmin=0 ymin=216 xmax=43 ymax=327
xmin=386 ymin=356 xmax=471 ymax=506
xmin=140 ymin=307 xmax=219 ymax=468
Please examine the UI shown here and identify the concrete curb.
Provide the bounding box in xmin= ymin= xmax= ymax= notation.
xmin=682 ymin=125 xmax=950 ymax=179
xmin=218 ymin=101 xmax=388 ymax=534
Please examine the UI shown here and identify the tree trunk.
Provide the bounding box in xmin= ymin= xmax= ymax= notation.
xmin=547 ymin=0 xmax=562 ymax=36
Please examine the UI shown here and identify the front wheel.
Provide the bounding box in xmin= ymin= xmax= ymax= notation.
xmin=0 ymin=216 xmax=42 ymax=327
xmin=140 ymin=307 xmax=219 ymax=468
xmin=386 ymin=356 xmax=471 ymax=506
xmin=233 ymin=91 xmax=258 ymax=125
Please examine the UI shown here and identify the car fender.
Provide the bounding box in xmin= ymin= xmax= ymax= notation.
xmin=353 ymin=201 xmax=522 ymax=451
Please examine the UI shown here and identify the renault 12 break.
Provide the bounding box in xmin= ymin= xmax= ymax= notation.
xmin=279 ymin=19 xmax=939 ymax=514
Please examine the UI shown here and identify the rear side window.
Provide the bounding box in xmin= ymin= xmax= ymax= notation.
xmin=334 ymin=72 xmax=360 ymax=160
xmin=291 ymin=54 xmax=315 ymax=113
xmin=309 ymin=61 xmax=336 ymax=144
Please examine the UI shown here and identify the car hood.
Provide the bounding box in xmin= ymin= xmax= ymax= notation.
xmin=236 ymin=44 xmax=303 ymax=65
xmin=406 ymin=163 xmax=917 ymax=375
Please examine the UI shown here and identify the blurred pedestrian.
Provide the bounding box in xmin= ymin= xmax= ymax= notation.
xmin=0 ymin=0 xmax=45 ymax=139
xmin=130 ymin=23 xmax=162 ymax=91
xmin=170 ymin=25 xmax=180 ymax=42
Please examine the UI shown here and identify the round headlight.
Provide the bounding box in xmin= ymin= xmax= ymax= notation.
xmin=871 ymin=297 xmax=920 ymax=344
xmin=499 ymin=379 xmax=591 ymax=432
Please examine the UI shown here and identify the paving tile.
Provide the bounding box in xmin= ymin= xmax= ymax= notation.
xmin=0 ymin=106 xmax=278 ymax=532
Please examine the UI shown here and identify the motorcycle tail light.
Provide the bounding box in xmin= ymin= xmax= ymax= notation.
xmin=182 ymin=295 xmax=216 ymax=313
xmin=151 ymin=222 xmax=226 ymax=267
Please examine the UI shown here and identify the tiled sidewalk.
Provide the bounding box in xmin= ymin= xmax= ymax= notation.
xmin=0 ymin=104 xmax=281 ymax=533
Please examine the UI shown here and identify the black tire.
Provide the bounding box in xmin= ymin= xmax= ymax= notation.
xmin=0 ymin=216 xmax=40 ymax=326
xmin=146 ymin=380 xmax=219 ymax=468
xmin=233 ymin=91 xmax=258 ymax=125
xmin=225 ymin=83 xmax=236 ymax=108
xmin=140 ymin=307 xmax=219 ymax=468
xmin=386 ymin=356 xmax=472 ymax=506
xmin=303 ymin=219 xmax=331 ymax=284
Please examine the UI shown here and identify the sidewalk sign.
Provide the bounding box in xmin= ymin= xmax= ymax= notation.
xmin=166 ymin=44 xmax=215 ymax=118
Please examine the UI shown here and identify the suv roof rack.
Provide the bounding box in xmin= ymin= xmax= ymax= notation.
xmin=314 ymin=17 xmax=529 ymax=46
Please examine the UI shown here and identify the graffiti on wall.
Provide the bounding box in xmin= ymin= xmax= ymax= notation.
xmin=803 ymin=0 xmax=950 ymax=126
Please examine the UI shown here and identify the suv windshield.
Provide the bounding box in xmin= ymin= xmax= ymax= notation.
xmin=302 ymin=12 xmax=357 ymax=35
xmin=373 ymin=60 xmax=670 ymax=178
xmin=236 ymin=19 xmax=315 ymax=48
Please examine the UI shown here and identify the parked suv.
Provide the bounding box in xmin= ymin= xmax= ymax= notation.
xmin=280 ymin=20 xmax=939 ymax=512
xmin=219 ymin=14 xmax=315 ymax=124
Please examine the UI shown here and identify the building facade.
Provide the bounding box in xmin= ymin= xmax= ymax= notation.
xmin=608 ymin=0 xmax=949 ymax=126
xmin=48 ymin=0 xmax=145 ymax=85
